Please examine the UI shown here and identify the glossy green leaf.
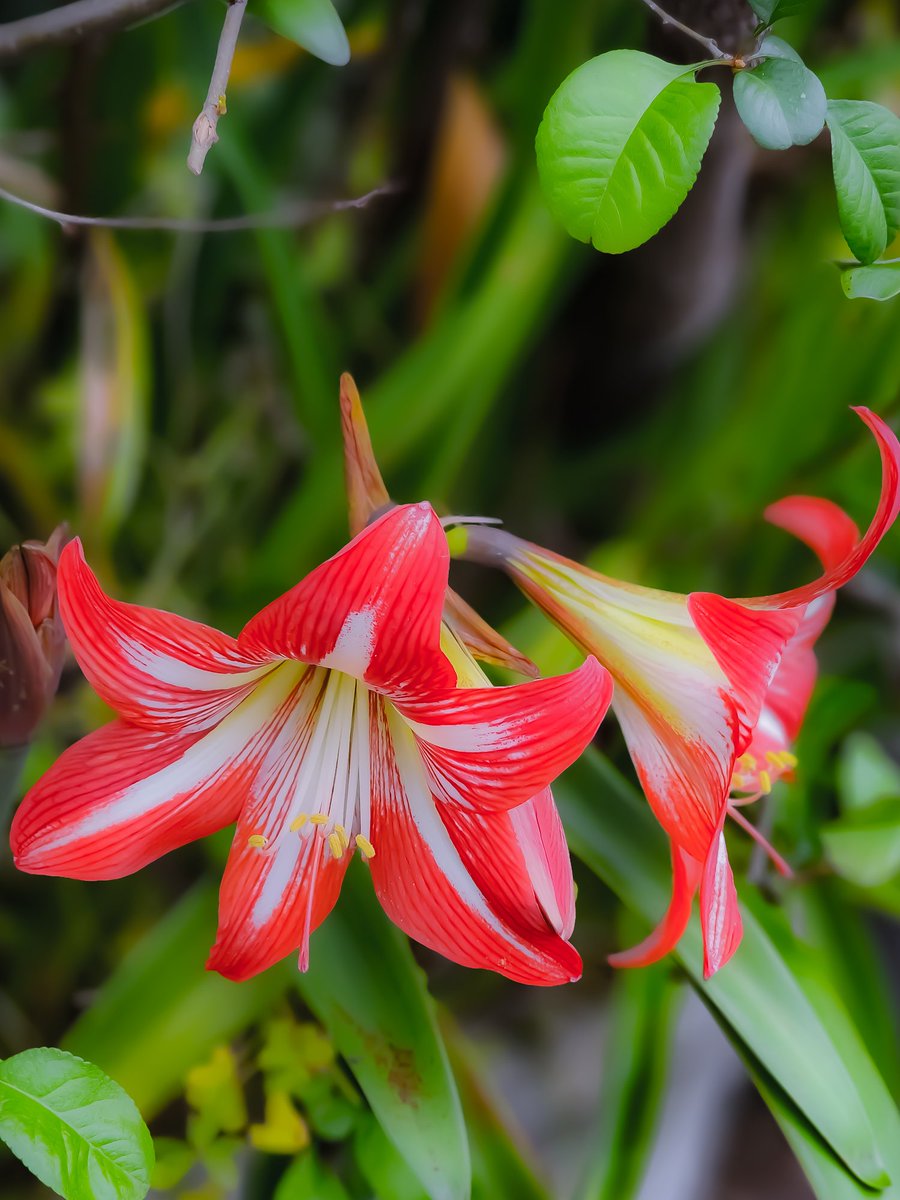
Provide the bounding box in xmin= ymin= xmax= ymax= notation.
xmin=578 ymin=956 xmax=679 ymax=1200
xmin=838 ymin=732 xmax=900 ymax=811
xmin=64 ymin=884 xmax=286 ymax=1117
xmin=253 ymin=0 xmax=350 ymax=66
xmin=536 ymin=50 xmax=720 ymax=253
xmin=749 ymin=0 xmax=814 ymax=24
xmin=822 ymin=799 xmax=900 ymax=886
xmin=554 ymin=749 xmax=894 ymax=1191
xmin=0 ymin=1048 xmax=153 ymax=1200
xmin=296 ymin=866 xmax=469 ymax=1200
xmin=826 ymin=100 xmax=900 ymax=263
xmin=841 ymin=259 xmax=900 ymax=300
xmin=734 ymin=54 xmax=826 ymax=150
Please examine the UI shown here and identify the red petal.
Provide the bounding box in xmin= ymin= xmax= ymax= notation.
xmin=240 ymin=505 xmax=456 ymax=693
xmin=608 ymin=844 xmax=701 ymax=969
xmin=58 ymin=540 xmax=272 ymax=730
xmin=442 ymin=589 xmax=539 ymax=679
xmin=208 ymin=820 xmax=348 ymax=983
xmin=392 ymin=657 xmax=611 ymax=812
xmin=368 ymin=701 xmax=581 ymax=985
xmin=700 ymin=827 xmax=742 ymax=977
xmin=508 ymin=788 xmax=576 ymax=938
xmin=12 ymin=663 xmax=306 ymax=879
xmin=687 ymin=594 xmax=802 ymax=754
xmin=755 ymin=408 xmax=900 ymax=609
xmin=12 ymin=721 xmax=237 ymax=878
xmin=765 ymin=495 xmax=860 ymax=572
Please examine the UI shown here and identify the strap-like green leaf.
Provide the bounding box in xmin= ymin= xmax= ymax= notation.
xmin=827 ymin=100 xmax=900 ymax=263
xmin=555 ymin=749 xmax=897 ymax=1192
xmin=841 ymin=259 xmax=900 ymax=300
xmin=536 ymin=50 xmax=720 ymax=254
xmin=734 ymin=51 xmax=826 ymax=150
xmin=253 ymin=0 xmax=350 ymax=66
xmin=297 ymin=865 xmax=470 ymax=1200
xmin=0 ymin=1048 xmax=154 ymax=1200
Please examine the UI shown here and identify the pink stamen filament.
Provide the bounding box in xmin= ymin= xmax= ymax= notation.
xmin=727 ymin=803 xmax=794 ymax=878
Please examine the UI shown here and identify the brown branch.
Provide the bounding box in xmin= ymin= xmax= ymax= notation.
xmin=0 ymin=0 xmax=186 ymax=59
xmin=639 ymin=0 xmax=731 ymax=60
xmin=0 ymin=182 xmax=401 ymax=232
xmin=187 ymin=0 xmax=246 ymax=176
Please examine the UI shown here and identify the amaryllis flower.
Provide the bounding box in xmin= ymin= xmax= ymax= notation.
xmin=0 ymin=526 xmax=67 ymax=747
xmin=11 ymin=503 xmax=612 ymax=984
xmin=462 ymin=408 xmax=900 ymax=977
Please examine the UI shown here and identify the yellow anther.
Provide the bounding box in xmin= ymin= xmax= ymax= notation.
xmin=334 ymin=824 xmax=349 ymax=849
xmin=779 ymin=751 xmax=798 ymax=769
xmin=738 ymin=753 xmax=757 ymax=771
xmin=765 ymin=751 xmax=780 ymax=766
xmin=309 ymin=813 xmax=329 ymax=826
xmin=355 ymin=834 xmax=376 ymax=859
xmin=327 ymin=832 xmax=343 ymax=860
xmin=289 ymin=815 xmax=307 ymax=832
xmin=758 ymin=770 xmax=772 ymax=795
xmin=247 ymin=834 xmax=268 ymax=849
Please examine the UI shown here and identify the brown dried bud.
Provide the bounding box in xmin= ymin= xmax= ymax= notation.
xmin=0 ymin=526 xmax=68 ymax=747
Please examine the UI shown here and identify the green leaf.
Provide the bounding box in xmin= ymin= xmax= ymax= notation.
xmin=253 ymin=0 xmax=350 ymax=66
xmin=749 ymin=0 xmax=814 ymax=24
xmin=535 ymin=50 xmax=721 ymax=254
xmin=0 ymin=1048 xmax=154 ymax=1200
xmin=837 ymin=731 xmax=900 ymax=811
xmin=826 ymin=100 xmax=900 ymax=263
xmin=577 ymin=957 xmax=680 ymax=1200
xmin=841 ymin=259 xmax=900 ymax=300
xmin=734 ymin=53 xmax=826 ymax=150
xmin=275 ymin=1150 xmax=351 ymax=1200
xmin=554 ymin=750 xmax=895 ymax=1191
xmin=64 ymin=884 xmax=286 ymax=1117
xmin=296 ymin=866 xmax=469 ymax=1200
xmin=822 ymin=798 xmax=900 ymax=886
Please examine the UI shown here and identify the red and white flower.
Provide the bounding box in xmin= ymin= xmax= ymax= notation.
xmin=463 ymin=408 xmax=900 ymax=976
xmin=11 ymin=503 xmax=612 ymax=984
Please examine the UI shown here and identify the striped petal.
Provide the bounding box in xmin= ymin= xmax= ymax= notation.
xmin=393 ymin=657 xmax=610 ymax=812
xmin=58 ymin=539 xmax=273 ymax=730
xmin=368 ymin=702 xmax=581 ymax=985
xmin=239 ymin=504 xmax=457 ymax=693
xmin=700 ymin=825 xmax=742 ymax=977
xmin=508 ymin=788 xmax=576 ymax=938
xmin=608 ymin=844 xmax=702 ymax=969
xmin=11 ymin=662 xmax=305 ymax=879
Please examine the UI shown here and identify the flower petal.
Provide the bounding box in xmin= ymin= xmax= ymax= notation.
xmin=240 ymin=504 xmax=456 ymax=692
xmin=11 ymin=663 xmax=306 ymax=879
xmin=58 ymin=539 xmax=273 ymax=730
xmin=443 ymin=589 xmax=539 ymax=678
xmin=765 ymin=495 xmax=860 ymax=573
xmin=608 ymin=844 xmax=701 ymax=969
xmin=508 ymin=788 xmax=576 ymax=938
xmin=368 ymin=702 xmax=581 ymax=984
xmin=700 ymin=826 xmax=742 ymax=978
xmin=392 ymin=657 xmax=611 ymax=812
xmin=754 ymin=407 xmax=900 ymax=609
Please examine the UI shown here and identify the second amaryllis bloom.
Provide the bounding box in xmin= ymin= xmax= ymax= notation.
xmin=11 ymin=504 xmax=612 ymax=985
xmin=462 ymin=407 xmax=900 ymax=977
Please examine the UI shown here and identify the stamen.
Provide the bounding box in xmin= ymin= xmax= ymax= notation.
xmin=779 ymin=751 xmax=798 ymax=769
xmin=355 ymin=834 xmax=375 ymax=859
xmin=765 ymin=751 xmax=780 ymax=766
xmin=727 ymin=804 xmax=793 ymax=878
xmin=289 ymin=814 xmax=308 ymax=832
xmin=737 ymin=753 xmax=757 ymax=772
xmin=327 ymin=832 xmax=343 ymax=859
xmin=758 ymin=770 xmax=772 ymax=795
xmin=334 ymin=824 xmax=349 ymax=849
xmin=310 ymin=813 xmax=329 ymax=826
xmin=247 ymin=834 xmax=268 ymax=849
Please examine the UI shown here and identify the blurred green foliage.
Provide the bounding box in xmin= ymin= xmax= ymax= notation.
xmin=1 ymin=0 xmax=900 ymax=1197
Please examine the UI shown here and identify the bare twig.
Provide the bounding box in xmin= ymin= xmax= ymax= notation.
xmin=0 ymin=0 xmax=185 ymax=59
xmin=187 ymin=0 xmax=246 ymax=176
xmin=639 ymin=0 xmax=731 ymax=60
xmin=0 ymin=182 xmax=400 ymax=232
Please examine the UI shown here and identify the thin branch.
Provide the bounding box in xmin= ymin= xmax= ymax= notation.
xmin=187 ymin=0 xmax=246 ymax=176
xmin=0 ymin=0 xmax=185 ymax=59
xmin=0 ymin=182 xmax=400 ymax=232
xmin=639 ymin=0 xmax=731 ymax=60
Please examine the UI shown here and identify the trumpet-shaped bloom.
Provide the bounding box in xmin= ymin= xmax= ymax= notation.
xmin=463 ymin=408 xmax=900 ymax=976
xmin=11 ymin=504 xmax=612 ymax=984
